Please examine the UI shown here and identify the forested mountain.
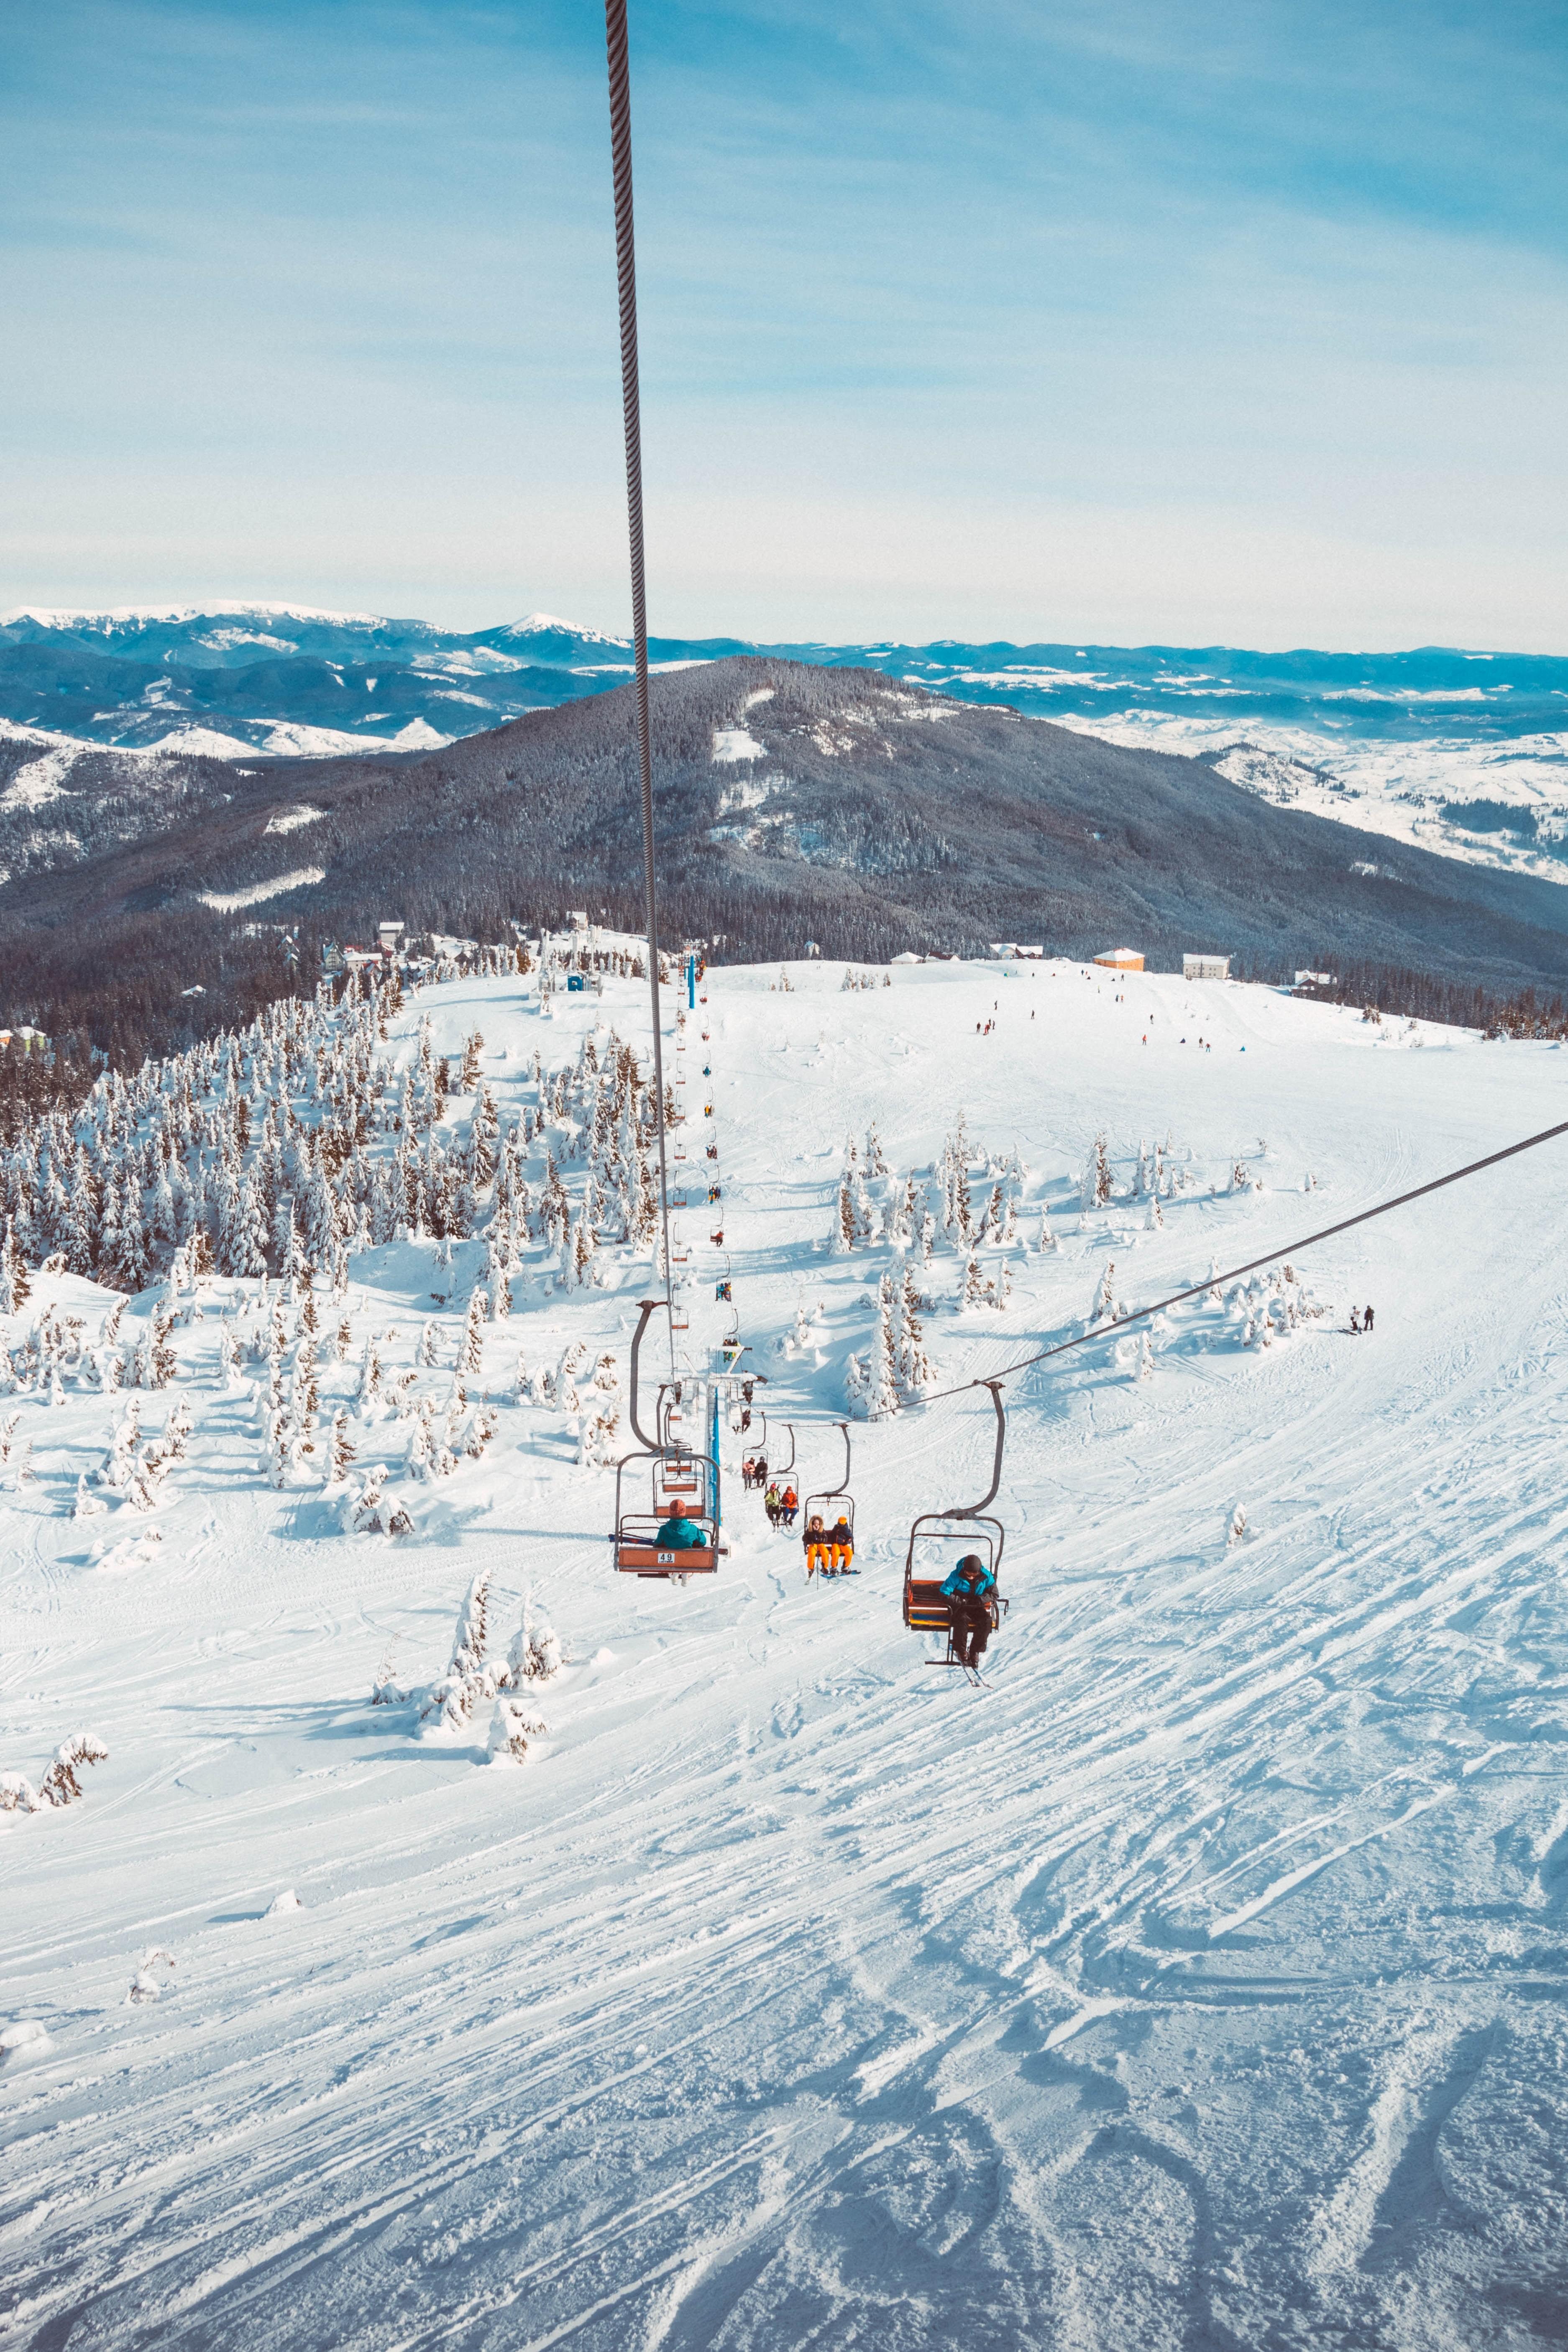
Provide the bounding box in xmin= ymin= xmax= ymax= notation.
xmin=5 ymin=657 xmax=1568 ymax=1080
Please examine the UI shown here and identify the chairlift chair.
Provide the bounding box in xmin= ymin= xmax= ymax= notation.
xmin=903 ymin=1382 xmax=1009 ymax=1656
xmin=740 ymin=1411 xmax=768 ymax=1485
xmin=613 ymin=1446 xmax=722 ymax=1578
xmin=802 ymin=1422 xmax=856 ymax=1577
xmin=609 ymin=1308 xmax=724 ymax=1578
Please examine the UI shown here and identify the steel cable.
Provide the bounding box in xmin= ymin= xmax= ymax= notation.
xmin=774 ymin=1114 xmax=1568 ymax=1433
xmin=606 ymin=0 xmax=675 ymax=1367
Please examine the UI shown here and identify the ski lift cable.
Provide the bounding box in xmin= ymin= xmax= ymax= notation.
xmin=755 ymin=1116 xmax=1568 ymax=1438
xmin=898 ymin=1113 xmax=1568 ymax=1416
xmin=606 ymin=0 xmax=675 ymax=1374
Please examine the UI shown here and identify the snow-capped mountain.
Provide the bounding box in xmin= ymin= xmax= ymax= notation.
xmin=7 ymin=656 xmax=1568 ymax=1083
xmin=3 ymin=604 xmax=1565 ymax=881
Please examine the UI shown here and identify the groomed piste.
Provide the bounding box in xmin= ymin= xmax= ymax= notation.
xmin=3 ymin=947 xmax=1567 ymax=2349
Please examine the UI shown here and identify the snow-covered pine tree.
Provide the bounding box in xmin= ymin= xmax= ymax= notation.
xmin=506 ymin=1598 xmax=563 ymax=1685
xmin=325 ymin=1410 xmax=354 ymax=1484
xmin=1090 ymin=1260 xmax=1116 ymax=1323
xmin=887 ymin=1176 xmax=915 ymax=1252
xmin=148 ymin=1303 xmax=177 ymax=1387
xmin=461 ymin=1290 xmax=486 ymax=1376
xmin=73 ymin=1470 xmax=107 ymax=1518
xmin=266 ymin=1406 xmax=294 ymax=1488
xmin=419 ymin=1570 xmax=496 ymax=1728
xmin=97 ymin=1397 xmax=139 ymax=1492
xmin=293 ymin=1337 xmax=319 ymax=1455
xmin=961 ymin=1249 xmax=985 ymax=1308
xmin=487 ymin=1696 xmax=547 ymax=1762
xmin=853 ymin=1173 xmax=877 ymax=1245
xmin=36 ymin=1734 xmax=108 ymax=1807
xmin=1137 ymin=1329 xmax=1154 ymax=1379
xmin=100 ymin=1179 xmax=149 ymax=1293
xmin=825 ymin=1172 xmax=853 ymax=1254
xmin=895 ymin=1262 xmax=936 ymax=1398
xmin=1093 ymin=1131 xmax=1113 ymax=1206
xmin=272 ymin=1194 xmax=302 ymax=1291
xmin=953 ymin=1152 xmax=973 ymax=1243
xmin=863 ymin=1276 xmax=899 ymax=1419
xmin=419 ymin=1318 xmax=438 ymax=1368
xmin=0 ymin=1218 xmax=31 ymax=1312
xmin=578 ymin=1353 xmax=620 ymax=1466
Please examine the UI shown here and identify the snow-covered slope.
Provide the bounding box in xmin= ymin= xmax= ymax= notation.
xmin=3 ymin=954 xmax=1566 ymax=2347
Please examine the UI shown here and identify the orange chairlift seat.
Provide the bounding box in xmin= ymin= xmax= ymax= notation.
xmin=903 ymin=1380 xmax=1009 ymax=1658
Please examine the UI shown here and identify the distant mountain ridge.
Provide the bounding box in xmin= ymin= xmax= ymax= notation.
xmin=8 ymin=655 xmax=1568 ymax=1074
xmin=4 ymin=602 xmax=1565 ymax=880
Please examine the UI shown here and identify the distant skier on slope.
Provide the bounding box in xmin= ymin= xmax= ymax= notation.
xmin=941 ymin=1552 xmax=997 ymax=1669
xmin=1364 ymin=1305 xmax=1375 ymax=1332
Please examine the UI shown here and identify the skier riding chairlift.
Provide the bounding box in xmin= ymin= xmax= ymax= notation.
xmin=941 ymin=1552 xmax=997 ymax=1669
xmin=801 ymin=1425 xmax=855 ymax=1577
xmin=902 ymin=1381 xmax=1009 ymax=1675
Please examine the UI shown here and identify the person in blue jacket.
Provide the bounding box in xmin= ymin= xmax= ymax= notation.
xmin=656 ymin=1512 xmax=704 ymax=1550
xmin=940 ymin=1551 xmax=996 ymax=1668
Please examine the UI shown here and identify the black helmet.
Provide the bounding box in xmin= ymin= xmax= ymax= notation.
xmin=957 ymin=1553 xmax=984 ymax=1576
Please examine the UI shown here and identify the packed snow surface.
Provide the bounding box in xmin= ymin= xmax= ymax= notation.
xmin=3 ymin=956 xmax=1567 ymax=2348
xmin=196 ymin=866 xmax=325 ymax=911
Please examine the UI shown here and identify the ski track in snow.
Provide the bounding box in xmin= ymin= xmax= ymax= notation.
xmin=3 ymin=957 xmax=1568 ymax=2349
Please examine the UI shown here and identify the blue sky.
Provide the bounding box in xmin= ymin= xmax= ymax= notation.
xmin=2 ymin=0 xmax=1565 ymax=648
